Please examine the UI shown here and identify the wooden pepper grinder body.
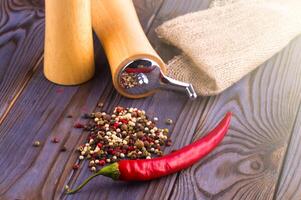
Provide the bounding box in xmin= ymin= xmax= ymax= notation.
xmin=44 ymin=0 xmax=95 ymax=85
xmin=91 ymin=0 xmax=166 ymax=98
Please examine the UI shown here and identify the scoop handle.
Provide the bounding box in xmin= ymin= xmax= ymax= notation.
xmin=91 ymin=0 xmax=166 ymax=98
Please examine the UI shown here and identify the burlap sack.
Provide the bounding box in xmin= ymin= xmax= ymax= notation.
xmin=156 ymin=0 xmax=301 ymax=96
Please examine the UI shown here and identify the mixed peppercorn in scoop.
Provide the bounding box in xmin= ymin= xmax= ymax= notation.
xmin=76 ymin=106 xmax=172 ymax=172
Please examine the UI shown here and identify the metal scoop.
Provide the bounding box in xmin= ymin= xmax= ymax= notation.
xmin=118 ymin=58 xmax=197 ymax=99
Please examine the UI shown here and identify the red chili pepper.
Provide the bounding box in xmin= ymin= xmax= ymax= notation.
xmin=67 ymin=112 xmax=231 ymax=194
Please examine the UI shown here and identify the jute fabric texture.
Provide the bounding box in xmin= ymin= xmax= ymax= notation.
xmin=156 ymin=0 xmax=301 ymax=96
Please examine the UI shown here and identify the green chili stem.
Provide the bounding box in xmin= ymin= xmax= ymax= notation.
xmin=67 ymin=163 xmax=120 ymax=195
xmin=67 ymin=173 xmax=100 ymax=194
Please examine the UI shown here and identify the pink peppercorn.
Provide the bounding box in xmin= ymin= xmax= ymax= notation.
xmin=98 ymin=160 xmax=105 ymax=166
xmin=74 ymin=123 xmax=84 ymax=128
xmin=72 ymin=164 xmax=80 ymax=170
xmin=120 ymin=119 xmax=128 ymax=124
xmin=116 ymin=107 xmax=123 ymax=113
xmin=113 ymin=122 xmax=119 ymax=129
xmin=108 ymin=149 xmax=116 ymax=155
xmin=51 ymin=137 xmax=59 ymax=143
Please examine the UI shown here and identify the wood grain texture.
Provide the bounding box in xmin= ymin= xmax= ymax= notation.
xmin=0 ymin=66 xmax=79 ymax=199
xmin=170 ymin=36 xmax=301 ymax=200
xmin=275 ymin=104 xmax=301 ymax=199
xmin=0 ymin=67 xmax=112 ymax=200
xmin=0 ymin=0 xmax=44 ymax=120
xmin=133 ymin=0 xmax=164 ymax=31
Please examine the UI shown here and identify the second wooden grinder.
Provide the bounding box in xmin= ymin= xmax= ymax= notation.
xmin=92 ymin=0 xmax=197 ymax=99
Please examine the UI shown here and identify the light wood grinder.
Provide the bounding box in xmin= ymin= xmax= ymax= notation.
xmin=44 ymin=0 xmax=95 ymax=85
xmin=91 ymin=0 xmax=197 ymax=99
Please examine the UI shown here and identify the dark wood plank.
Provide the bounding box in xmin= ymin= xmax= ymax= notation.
xmin=0 ymin=65 xmax=80 ymax=199
xmin=0 ymin=0 xmax=44 ymax=122
xmin=169 ymin=36 xmax=301 ymax=200
xmin=133 ymin=0 xmax=165 ymax=31
xmin=0 ymin=66 xmax=112 ymax=199
xmin=275 ymin=108 xmax=301 ymax=199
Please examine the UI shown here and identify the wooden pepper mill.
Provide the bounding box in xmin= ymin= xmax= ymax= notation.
xmin=44 ymin=0 xmax=95 ymax=85
xmin=92 ymin=0 xmax=196 ymax=99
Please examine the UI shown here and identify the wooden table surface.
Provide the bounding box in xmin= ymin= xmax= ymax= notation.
xmin=1 ymin=0 xmax=301 ymax=199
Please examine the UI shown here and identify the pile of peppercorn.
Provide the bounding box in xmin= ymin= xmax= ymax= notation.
xmin=76 ymin=106 xmax=172 ymax=172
